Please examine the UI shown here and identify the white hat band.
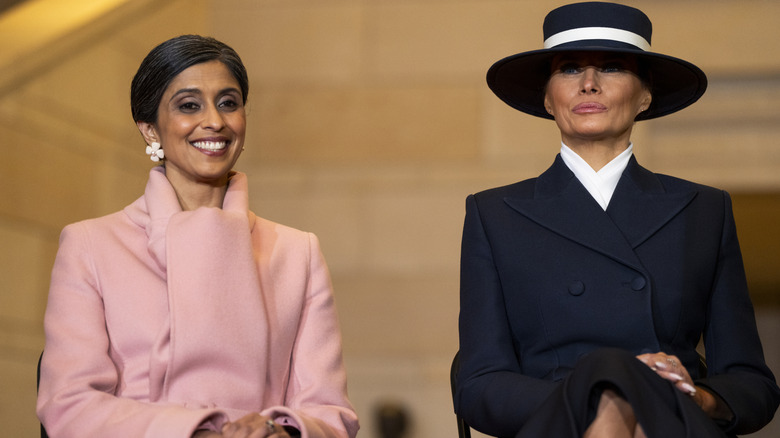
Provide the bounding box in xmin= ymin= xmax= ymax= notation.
xmin=543 ymin=27 xmax=651 ymax=51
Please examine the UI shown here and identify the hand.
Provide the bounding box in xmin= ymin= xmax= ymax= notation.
xmin=221 ymin=413 xmax=291 ymax=438
xmin=636 ymin=351 xmax=734 ymax=422
xmin=636 ymin=352 xmax=697 ymax=397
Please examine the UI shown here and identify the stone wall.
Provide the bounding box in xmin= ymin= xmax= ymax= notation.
xmin=1 ymin=1 xmax=778 ymax=436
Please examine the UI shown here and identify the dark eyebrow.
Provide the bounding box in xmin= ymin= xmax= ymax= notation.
xmin=169 ymin=88 xmax=201 ymax=102
xmin=219 ymin=87 xmax=243 ymax=98
xmin=168 ymin=87 xmax=242 ymax=103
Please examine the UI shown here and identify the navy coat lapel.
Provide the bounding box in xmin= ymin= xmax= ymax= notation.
xmin=503 ymin=155 xmax=696 ymax=271
xmin=607 ymin=158 xmax=697 ymax=248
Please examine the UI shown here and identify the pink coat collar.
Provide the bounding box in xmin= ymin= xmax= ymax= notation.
xmin=124 ymin=167 xmax=269 ymax=410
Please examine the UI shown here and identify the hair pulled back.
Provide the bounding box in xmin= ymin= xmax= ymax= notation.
xmin=130 ymin=35 xmax=249 ymax=123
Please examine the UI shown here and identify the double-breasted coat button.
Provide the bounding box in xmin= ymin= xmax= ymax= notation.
xmin=568 ymin=281 xmax=585 ymax=296
xmin=631 ymin=276 xmax=647 ymax=291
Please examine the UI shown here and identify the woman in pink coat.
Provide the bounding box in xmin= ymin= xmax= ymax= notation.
xmin=36 ymin=35 xmax=359 ymax=438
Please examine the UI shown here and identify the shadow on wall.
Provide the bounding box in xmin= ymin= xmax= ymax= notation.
xmin=731 ymin=193 xmax=780 ymax=307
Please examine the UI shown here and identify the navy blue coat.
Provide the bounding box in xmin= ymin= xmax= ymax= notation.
xmin=456 ymin=155 xmax=780 ymax=437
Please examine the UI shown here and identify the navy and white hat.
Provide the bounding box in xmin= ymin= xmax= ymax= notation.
xmin=487 ymin=2 xmax=707 ymax=120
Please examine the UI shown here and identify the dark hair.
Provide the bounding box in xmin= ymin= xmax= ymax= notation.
xmin=130 ymin=35 xmax=249 ymax=123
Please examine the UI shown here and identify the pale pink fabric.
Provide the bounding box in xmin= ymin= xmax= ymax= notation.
xmin=37 ymin=167 xmax=359 ymax=438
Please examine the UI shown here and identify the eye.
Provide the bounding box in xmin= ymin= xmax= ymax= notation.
xmin=218 ymin=98 xmax=239 ymax=111
xmin=600 ymin=62 xmax=625 ymax=73
xmin=558 ymin=63 xmax=582 ymax=74
xmin=178 ymin=101 xmax=200 ymax=112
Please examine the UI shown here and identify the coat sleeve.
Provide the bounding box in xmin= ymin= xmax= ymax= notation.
xmin=455 ymin=194 xmax=559 ymax=437
xmin=696 ymin=191 xmax=780 ymax=435
xmin=262 ymin=232 xmax=359 ymax=438
xmin=36 ymin=223 xmax=229 ymax=438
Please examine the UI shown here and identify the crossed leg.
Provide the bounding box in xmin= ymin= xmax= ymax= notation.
xmin=584 ymin=389 xmax=647 ymax=438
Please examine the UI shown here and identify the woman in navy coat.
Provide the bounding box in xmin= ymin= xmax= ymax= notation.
xmin=455 ymin=3 xmax=780 ymax=438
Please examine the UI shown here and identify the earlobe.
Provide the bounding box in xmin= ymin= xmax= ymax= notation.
xmin=639 ymin=92 xmax=652 ymax=114
xmin=543 ymin=96 xmax=554 ymax=116
xmin=137 ymin=121 xmax=164 ymax=162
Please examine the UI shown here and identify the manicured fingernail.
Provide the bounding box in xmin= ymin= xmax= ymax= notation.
xmin=669 ymin=373 xmax=683 ymax=381
xmin=655 ymin=361 xmax=668 ymax=369
xmin=681 ymin=382 xmax=696 ymax=395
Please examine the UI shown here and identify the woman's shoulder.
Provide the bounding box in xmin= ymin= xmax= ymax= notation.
xmin=252 ymin=214 xmax=310 ymax=235
xmin=250 ymin=214 xmax=321 ymax=247
xmin=469 ymin=178 xmax=539 ymax=203
xmin=652 ymin=172 xmax=728 ymax=198
xmin=61 ymin=209 xmax=136 ymax=238
xmin=54 ymin=210 xmax=140 ymax=265
xmin=249 ymin=215 xmax=328 ymax=270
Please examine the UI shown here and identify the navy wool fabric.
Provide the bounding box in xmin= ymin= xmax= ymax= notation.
xmin=515 ymin=348 xmax=727 ymax=438
xmin=455 ymin=156 xmax=780 ymax=437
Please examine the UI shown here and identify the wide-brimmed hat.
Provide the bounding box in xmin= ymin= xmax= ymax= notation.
xmin=487 ymin=1 xmax=707 ymax=120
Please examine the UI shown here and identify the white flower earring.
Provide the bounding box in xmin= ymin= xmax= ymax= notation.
xmin=145 ymin=142 xmax=164 ymax=162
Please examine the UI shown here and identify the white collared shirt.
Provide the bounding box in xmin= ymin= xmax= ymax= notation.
xmin=560 ymin=143 xmax=633 ymax=211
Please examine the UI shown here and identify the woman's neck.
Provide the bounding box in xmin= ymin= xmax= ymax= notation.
xmin=165 ymin=170 xmax=229 ymax=211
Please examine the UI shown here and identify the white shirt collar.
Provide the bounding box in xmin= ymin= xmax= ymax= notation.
xmin=559 ymin=143 xmax=633 ymax=210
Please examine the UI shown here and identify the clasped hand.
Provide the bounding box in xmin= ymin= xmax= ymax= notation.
xmin=636 ymin=352 xmax=698 ymax=399
xmin=635 ymin=351 xmax=734 ymax=423
xmin=193 ymin=413 xmax=291 ymax=438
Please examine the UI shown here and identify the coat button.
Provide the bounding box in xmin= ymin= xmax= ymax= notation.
xmin=568 ymin=281 xmax=585 ymax=296
xmin=631 ymin=276 xmax=646 ymax=291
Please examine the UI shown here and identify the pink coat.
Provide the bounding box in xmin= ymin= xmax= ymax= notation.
xmin=37 ymin=167 xmax=359 ymax=438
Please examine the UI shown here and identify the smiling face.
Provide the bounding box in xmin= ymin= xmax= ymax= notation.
xmin=137 ymin=60 xmax=246 ymax=189
xmin=543 ymin=52 xmax=652 ymax=148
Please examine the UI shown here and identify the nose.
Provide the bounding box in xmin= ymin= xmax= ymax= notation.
xmin=579 ymin=67 xmax=601 ymax=94
xmin=202 ymin=103 xmax=225 ymax=130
